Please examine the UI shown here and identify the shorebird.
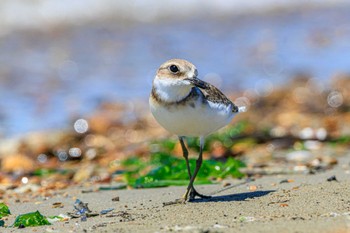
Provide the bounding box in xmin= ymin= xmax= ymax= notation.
xmin=149 ymin=59 xmax=244 ymax=204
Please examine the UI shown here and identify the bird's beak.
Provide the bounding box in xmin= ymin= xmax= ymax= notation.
xmin=184 ymin=69 xmax=207 ymax=88
xmin=188 ymin=77 xmax=207 ymax=89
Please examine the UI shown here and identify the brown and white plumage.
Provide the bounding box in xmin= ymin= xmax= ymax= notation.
xmin=150 ymin=59 xmax=239 ymax=137
xmin=149 ymin=59 xmax=243 ymax=204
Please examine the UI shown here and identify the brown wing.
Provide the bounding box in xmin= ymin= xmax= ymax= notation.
xmin=192 ymin=78 xmax=239 ymax=113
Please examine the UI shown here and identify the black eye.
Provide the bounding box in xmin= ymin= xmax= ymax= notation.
xmin=169 ymin=65 xmax=179 ymax=73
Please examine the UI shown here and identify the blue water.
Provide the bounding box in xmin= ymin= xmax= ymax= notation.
xmin=0 ymin=6 xmax=350 ymax=137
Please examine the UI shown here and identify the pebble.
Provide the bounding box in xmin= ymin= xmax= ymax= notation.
xmin=112 ymin=196 xmax=120 ymax=202
xmin=326 ymin=175 xmax=338 ymax=182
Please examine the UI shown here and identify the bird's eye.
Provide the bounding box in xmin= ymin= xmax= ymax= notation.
xmin=169 ymin=65 xmax=179 ymax=73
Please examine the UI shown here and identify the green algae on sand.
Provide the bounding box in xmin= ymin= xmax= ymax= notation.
xmin=0 ymin=203 xmax=11 ymax=218
xmin=12 ymin=210 xmax=51 ymax=227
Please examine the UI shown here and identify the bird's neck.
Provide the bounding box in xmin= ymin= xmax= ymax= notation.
xmin=153 ymin=77 xmax=192 ymax=102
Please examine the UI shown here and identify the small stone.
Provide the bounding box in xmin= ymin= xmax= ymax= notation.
xmin=52 ymin=202 xmax=64 ymax=208
xmin=326 ymin=175 xmax=338 ymax=182
xmin=248 ymin=185 xmax=257 ymax=191
xmin=112 ymin=196 xmax=120 ymax=202
xmin=279 ymin=179 xmax=294 ymax=184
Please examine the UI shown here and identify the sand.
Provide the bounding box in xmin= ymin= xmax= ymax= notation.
xmin=2 ymin=155 xmax=350 ymax=233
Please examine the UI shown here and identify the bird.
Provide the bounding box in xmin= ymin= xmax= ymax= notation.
xmin=149 ymin=59 xmax=244 ymax=204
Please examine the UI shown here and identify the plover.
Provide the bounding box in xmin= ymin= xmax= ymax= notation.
xmin=149 ymin=59 xmax=244 ymax=204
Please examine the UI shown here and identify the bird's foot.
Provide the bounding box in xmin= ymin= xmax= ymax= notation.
xmin=163 ymin=188 xmax=211 ymax=206
xmin=189 ymin=188 xmax=211 ymax=201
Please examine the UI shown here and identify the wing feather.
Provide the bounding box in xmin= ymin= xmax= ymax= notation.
xmin=193 ymin=79 xmax=239 ymax=113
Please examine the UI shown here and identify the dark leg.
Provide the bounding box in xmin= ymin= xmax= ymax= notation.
xmin=163 ymin=136 xmax=211 ymax=206
xmin=183 ymin=138 xmax=202 ymax=201
xmin=179 ymin=136 xmax=192 ymax=180
xmin=184 ymin=136 xmax=211 ymax=201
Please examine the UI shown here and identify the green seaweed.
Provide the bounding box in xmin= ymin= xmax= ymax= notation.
xmin=120 ymin=122 xmax=247 ymax=188
xmin=330 ymin=135 xmax=350 ymax=145
xmin=33 ymin=168 xmax=56 ymax=176
xmin=123 ymin=152 xmax=245 ymax=188
xmin=33 ymin=168 xmax=71 ymax=177
xmin=0 ymin=203 xmax=10 ymax=218
xmin=12 ymin=211 xmax=51 ymax=227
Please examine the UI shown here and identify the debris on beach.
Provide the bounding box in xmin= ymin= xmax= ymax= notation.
xmin=52 ymin=202 xmax=64 ymax=208
xmin=248 ymin=185 xmax=258 ymax=191
xmin=68 ymin=199 xmax=115 ymax=221
xmin=100 ymin=208 xmax=114 ymax=215
xmin=238 ymin=216 xmax=256 ymax=222
xmin=0 ymin=203 xmax=11 ymax=218
xmin=326 ymin=175 xmax=338 ymax=182
xmin=111 ymin=196 xmax=120 ymax=202
xmin=67 ymin=199 xmax=98 ymax=221
xmin=46 ymin=214 xmax=70 ymax=223
xmin=11 ymin=211 xmax=51 ymax=228
xmin=279 ymin=179 xmax=294 ymax=184
xmin=99 ymin=184 xmax=127 ymax=190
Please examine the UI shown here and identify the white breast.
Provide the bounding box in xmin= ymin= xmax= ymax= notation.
xmin=150 ymin=97 xmax=235 ymax=137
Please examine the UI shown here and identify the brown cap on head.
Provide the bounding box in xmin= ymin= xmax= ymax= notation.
xmin=156 ymin=59 xmax=198 ymax=80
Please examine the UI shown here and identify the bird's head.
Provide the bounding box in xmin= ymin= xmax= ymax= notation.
xmin=153 ymin=59 xmax=205 ymax=101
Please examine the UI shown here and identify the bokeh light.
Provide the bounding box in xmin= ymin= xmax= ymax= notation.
xmin=327 ymin=90 xmax=343 ymax=108
xmin=316 ymin=128 xmax=327 ymax=140
xmin=37 ymin=153 xmax=48 ymax=163
xmin=85 ymin=148 xmax=97 ymax=160
xmin=74 ymin=119 xmax=89 ymax=134
xmin=57 ymin=150 xmax=68 ymax=161
xmin=21 ymin=177 xmax=29 ymax=184
xmin=68 ymin=147 xmax=82 ymax=158
xmin=299 ymin=127 xmax=314 ymax=140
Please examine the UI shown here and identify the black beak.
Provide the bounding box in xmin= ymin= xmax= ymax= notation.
xmin=186 ymin=77 xmax=207 ymax=89
xmin=184 ymin=68 xmax=207 ymax=89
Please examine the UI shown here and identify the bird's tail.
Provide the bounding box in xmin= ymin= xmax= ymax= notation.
xmin=238 ymin=106 xmax=247 ymax=113
xmin=232 ymin=104 xmax=248 ymax=113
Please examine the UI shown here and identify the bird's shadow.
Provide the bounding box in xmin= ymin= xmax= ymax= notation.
xmin=191 ymin=190 xmax=275 ymax=203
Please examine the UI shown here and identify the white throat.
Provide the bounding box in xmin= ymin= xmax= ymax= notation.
xmin=153 ymin=76 xmax=192 ymax=102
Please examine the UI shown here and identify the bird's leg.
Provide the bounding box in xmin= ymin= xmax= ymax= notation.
xmin=163 ymin=137 xmax=210 ymax=206
xmin=179 ymin=136 xmax=192 ymax=180
xmin=179 ymin=137 xmax=211 ymax=200
xmin=185 ymin=137 xmax=211 ymax=201
xmin=163 ymin=137 xmax=192 ymax=206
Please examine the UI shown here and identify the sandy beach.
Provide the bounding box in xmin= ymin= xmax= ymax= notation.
xmin=0 ymin=154 xmax=349 ymax=233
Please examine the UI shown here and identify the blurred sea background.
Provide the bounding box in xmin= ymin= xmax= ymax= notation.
xmin=0 ymin=0 xmax=350 ymax=138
